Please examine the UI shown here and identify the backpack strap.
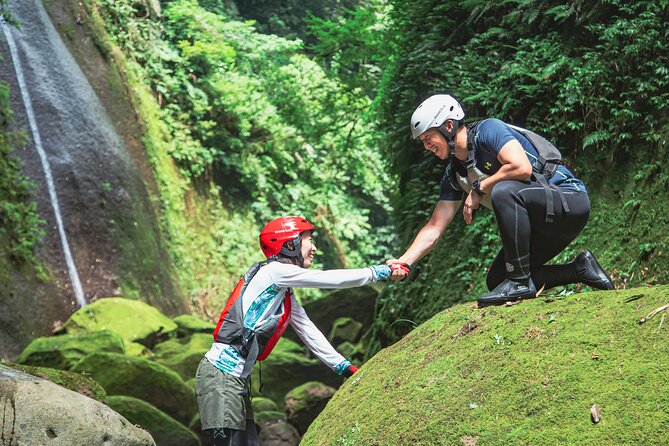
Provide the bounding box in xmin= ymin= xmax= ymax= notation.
xmin=465 ymin=121 xmax=481 ymax=169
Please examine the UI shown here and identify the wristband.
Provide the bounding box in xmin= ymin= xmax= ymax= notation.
xmin=472 ymin=179 xmax=484 ymax=196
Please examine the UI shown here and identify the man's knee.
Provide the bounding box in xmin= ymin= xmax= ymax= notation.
xmin=490 ymin=180 xmax=520 ymax=208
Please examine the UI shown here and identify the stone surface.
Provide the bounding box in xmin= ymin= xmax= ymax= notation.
xmin=284 ymin=381 xmax=336 ymax=435
xmin=4 ymin=362 xmax=107 ymax=402
xmin=258 ymin=419 xmax=301 ymax=446
xmin=107 ymin=395 xmax=200 ymax=446
xmin=0 ymin=364 xmax=155 ymax=445
xmin=71 ymin=352 xmax=196 ymax=425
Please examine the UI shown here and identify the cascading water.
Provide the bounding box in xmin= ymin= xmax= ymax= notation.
xmin=2 ymin=20 xmax=86 ymax=308
xmin=0 ymin=0 xmax=185 ymax=355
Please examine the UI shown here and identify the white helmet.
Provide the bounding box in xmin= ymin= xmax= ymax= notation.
xmin=410 ymin=94 xmax=465 ymax=139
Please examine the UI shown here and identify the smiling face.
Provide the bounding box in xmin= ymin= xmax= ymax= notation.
xmin=419 ymin=127 xmax=450 ymax=160
xmin=300 ymin=232 xmax=316 ymax=268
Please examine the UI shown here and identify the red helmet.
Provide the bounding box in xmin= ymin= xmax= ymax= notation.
xmin=259 ymin=216 xmax=315 ymax=258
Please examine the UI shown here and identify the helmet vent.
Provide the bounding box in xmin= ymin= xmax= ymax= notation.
xmin=414 ymin=121 xmax=420 ymax=128
xmin=449 ymin=106 xmax=454 ymax=111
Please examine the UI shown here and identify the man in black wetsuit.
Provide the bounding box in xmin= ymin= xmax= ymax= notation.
xmin=388 ymin=94 xmax=613 ymax=306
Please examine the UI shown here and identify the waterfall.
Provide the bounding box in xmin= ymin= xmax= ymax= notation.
xmin=2 ymin=20 xmax=86 ymax=308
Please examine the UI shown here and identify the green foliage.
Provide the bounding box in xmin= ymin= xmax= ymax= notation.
xmin=372 ymin=0 xmax=669 ymax=348
xmin=0 ymin=81 xmax=45 ymax=266
xmin=89 ymin=0 xmax=395 ymax=278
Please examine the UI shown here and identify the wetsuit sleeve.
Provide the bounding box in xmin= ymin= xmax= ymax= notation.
xmin=269 ymin=262 xmax=376 ymax=289
xmin=440 ymin=163 xmax=464 ymax=201
xmin=476 ymin=118 xmax=517 ymax=155
xmin=289 ymin=294 xmax=351 ymax=375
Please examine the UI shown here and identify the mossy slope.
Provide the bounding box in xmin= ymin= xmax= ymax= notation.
xmin=303 ymin=286 xmax=669 ymax=445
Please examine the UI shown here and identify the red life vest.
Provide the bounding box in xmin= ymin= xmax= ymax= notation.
xmin=213 ymin=262 xmax=292 ymax=361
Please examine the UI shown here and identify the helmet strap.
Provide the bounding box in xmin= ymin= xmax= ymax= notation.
xmin=438 ymin=120 xmax=459 ymax=150
xmin=279 ymin=235 xmax=305 ymax=267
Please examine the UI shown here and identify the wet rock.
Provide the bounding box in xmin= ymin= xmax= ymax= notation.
xmin=250 ymin=339 xmax=342 ymax=406
xmin=285 ymin=381 xmax=336 ymax=435
xmin=63 ymin=297 xmax=177 ymax=348
xmin=328 ymin=317 xmax=363 ymax=345
xmin=107 ymin=395 xmax=200 ymax=446
xmin=0 ymin=364 xmax=155 ymax=445
xmin=71 ymin=352 xmax=196 ymax=425
xmin=258 ymin=419 xmax=301 ymax=446
xmin=152 ymin=333 xmax=211 ymax=381
xmin=4 ymin=362 xmax=107 ymax=402
xmin=14 ymin=329 xmax=125 ymax=370
xmin=173 ymin=315 xmax=215 ymax=338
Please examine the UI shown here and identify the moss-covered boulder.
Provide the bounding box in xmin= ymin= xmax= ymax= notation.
xmin=303 ymin=286 xmax=669 ymax=445
xmin=328 ymin=317 xmax=363 ymax=345
xmin=15 ymin=330 xmax=125 ymax=370
xmin=285 ymin=381 xmax=336 ymax=435
xmin=107 ymin=395 xmax=200 ymax=446
xmin=4 ymin=362 xmax=107 ymax=402
xmin=63 ymin=298 xmax=177 ymax=347
xmin=284 ymin=287 xmax=377 ymax=344
xmin=173 ymin=315 xmax=215 ymax=338
xmin=250 ymin=338 xmax=342 ymax=406
xmin=152 ymin=333 xmax=211 ymax=381
xmin=126 ymin=341 xmax=155 ymax=358
xmin=71 ymin=352 xmax=196 ymax=425
xmin=252 ymin=396 xmax=278 ymax=413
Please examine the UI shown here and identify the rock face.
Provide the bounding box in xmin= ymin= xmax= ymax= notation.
xmin=284 ymin=381 xmax=336 ymax=435
xmin=0 ymin=364 xmax=155 ymax=445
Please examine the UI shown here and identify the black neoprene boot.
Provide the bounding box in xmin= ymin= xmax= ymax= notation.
xmin=574 ymin=250 xmax=614 ymax=290
xmin=477 ymin=277 xmax=537 ymax=307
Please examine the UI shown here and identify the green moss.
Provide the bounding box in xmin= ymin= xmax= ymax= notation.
xmin=71 ymin=351 xmax=196 ymax=425
xmin=152 ymin=333 xmax=212 ymax=380
xmin=252 ymin=396 xmax=278 ymax=413
xmin=5 ymin=362 xmax=107 ymax=402
xmin=173 ymin=315 xmax=215 ymax=338
xmin=107 ymin=395 xmax=200 ymax=446
xmin=63 ymin=297 xmax=177 ymax=346
xmin=304 ymin=286 xmax=669 ymax=445
xmin=285 ymin=381 xmax=336 ymax=413
xmin=125 ymin=341 xmax=154 ymax=358
xmin=15 ymin=330 xmax=125 ymax=370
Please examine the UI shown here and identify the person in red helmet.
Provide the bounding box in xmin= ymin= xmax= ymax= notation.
xmin=195 ymin=216 xmax=406 ymax=446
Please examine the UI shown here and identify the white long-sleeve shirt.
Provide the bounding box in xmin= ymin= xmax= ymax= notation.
xmin=205 ymin=261 xmax=379 ymax=378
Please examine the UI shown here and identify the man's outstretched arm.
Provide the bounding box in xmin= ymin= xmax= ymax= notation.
xmin=388 ymin=200 xmax=460 ymax=278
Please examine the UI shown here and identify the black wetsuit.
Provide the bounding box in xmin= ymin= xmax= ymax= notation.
xmin=439 ymin=118 xmax=590 ymax=290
